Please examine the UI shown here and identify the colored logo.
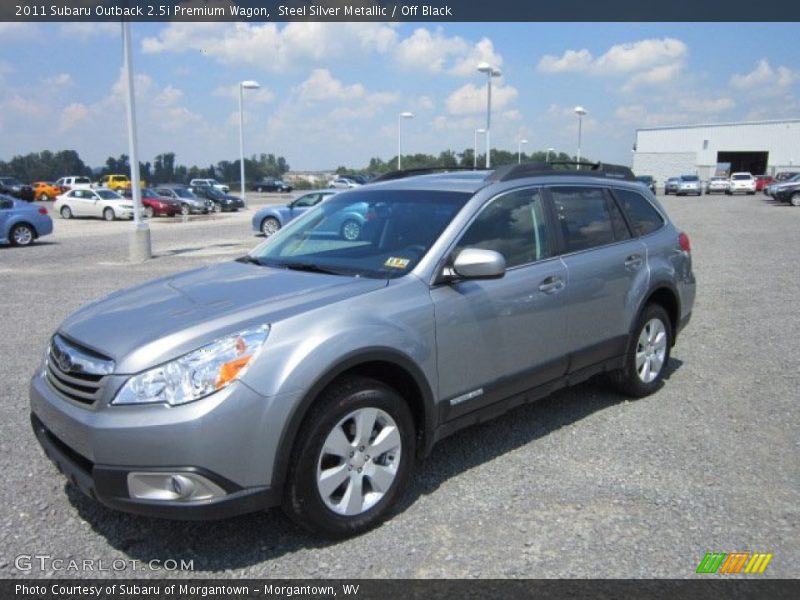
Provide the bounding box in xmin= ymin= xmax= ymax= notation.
xmin=696 ymin=552 xmax=773 ymax=574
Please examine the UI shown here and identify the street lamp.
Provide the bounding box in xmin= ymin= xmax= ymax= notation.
xmin=477 ymin=62 xmax=502 ymax=168
xmin=239 ymin=80 xmax=260 ymax=207
xmin=122 ymin=22 xmax=150 ymax=262
xmin=397 ymin=111 xmax=414 ymax=170
xmin=546 ymin=147 xmax=555 ymax=163
xmin=517 ymin=138 xmax=528 ymax=164
xmin=473 ymin=128 xmax=486 ymax=169
xmin=574 ymin=106 xmax=587 ymax=169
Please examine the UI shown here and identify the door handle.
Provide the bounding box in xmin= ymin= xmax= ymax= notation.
xmin=538 ymin=276 xmax=565 ymax=294
xmin=624 ymin=254 xmax=643 ymax=269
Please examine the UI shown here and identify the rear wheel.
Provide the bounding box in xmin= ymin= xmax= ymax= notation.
xmin=180 ymin=203 xmax=190 ymax=216
xmin=60 ymin=206 xmax=72 ymax=219
xmin=39 ymin=193 xmax=49 ymax=202
xmin=261 ymin=217 xmax=281 ymax=237
xmin=144 ymin=206 xmax=155 ymax=218
xmin=103 ymin=207 xmax=115 ymax=221
xmin=10 ymin=223 xmax=35 ymax=246
xmin=283 ymin=376 xmax=415 ymax=537
xmin=610 ymin=304 xmax=672 ymax=398
xmin=340 ymin=219 xmax=361 ymax=241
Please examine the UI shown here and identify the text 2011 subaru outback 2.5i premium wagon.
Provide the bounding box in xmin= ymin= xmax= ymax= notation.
xmin=31 ymin=163 xmax=695 ymax=536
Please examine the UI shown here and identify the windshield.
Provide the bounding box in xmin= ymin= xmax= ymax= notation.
xmin=173 ymin=188 xmax=197 ymax=199
xmin=732 ymin=174 xmax=752 ymax=180
xmin=680 ymin=176 xmax=699 ymax=181
xmin=96 ymin=190 xmax=123 ymax=200
xmin=1 ymin=178 xmax=22 ymax=186
xmin=249 ymin=190 xmax=471 ymax=279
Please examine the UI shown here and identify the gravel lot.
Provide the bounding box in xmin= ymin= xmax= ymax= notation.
xmin=1 ymin=191 xmax=797 ymax=579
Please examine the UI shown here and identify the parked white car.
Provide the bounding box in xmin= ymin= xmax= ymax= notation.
xmin=705 ymin=176 xmax=730 ymax=194
xmin=190 ymin=178 xmax=229 ymax=193
xmin=54 ymin=176 xmax=93 ymax=191
xmin=727 ymin=172 xmax=756 ymax=195
xmin=54 ymin=188 xmax=134 ymax=221
xmin=328 ymin=177 xmax=361 ymax=189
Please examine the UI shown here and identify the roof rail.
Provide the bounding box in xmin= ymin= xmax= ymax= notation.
xmin=486 ymin=161 xmax=635 ymax=183
xmin=370 ymin=166 xmax=480 ymax=183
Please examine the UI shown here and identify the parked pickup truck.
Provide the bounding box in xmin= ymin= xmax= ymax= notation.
xmin=97 ymin=174 xmax=146 ymax=191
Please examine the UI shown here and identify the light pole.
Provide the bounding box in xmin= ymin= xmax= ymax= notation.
xmin=546 ymin=147 xmax=555 ymax=163
xmin=477 ymin=62 xmax=502 ymax=168
xmin=397 ymin=111 xmax=414 ymax=170
xmin=122 ymin=22 xmax=150 ymax=262
xmin=574 ymin=106 xmax=587 ymax=169
xmin=239 ymin=80 xmax=260 ymax=207
xmin=473 ymin=128 xmax=485 ymax=169
xmin=517 ymin=138 xmax=528 ymax=164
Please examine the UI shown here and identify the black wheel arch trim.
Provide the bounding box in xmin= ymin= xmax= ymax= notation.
xmin=270 ymin=347 xmax=436 ymax=494
xmin=632 ymin=280 xmax=682 ymax=344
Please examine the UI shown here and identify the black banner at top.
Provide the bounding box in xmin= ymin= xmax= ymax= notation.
xmin=3 ymin=0 xmax=800 ymax=22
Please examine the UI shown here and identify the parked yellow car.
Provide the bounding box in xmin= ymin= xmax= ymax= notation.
xmin=32 ymin=181 xmax=62 ymax=201
xmin=97 ymin=174 xmax=146 ymax=191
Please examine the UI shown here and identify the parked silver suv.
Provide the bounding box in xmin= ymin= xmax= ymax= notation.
xmin=30 ymin=163 xmax=695 ymax=536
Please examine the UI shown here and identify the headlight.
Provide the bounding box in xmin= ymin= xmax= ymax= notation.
xmin=112 ymin=325 xmax=270 ymax=406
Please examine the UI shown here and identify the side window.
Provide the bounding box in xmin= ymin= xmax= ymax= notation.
xmin=614 ymin=189 xmax=665 ymax=236
xmin=456 ymin=187 xmax=550 ymax=268
xmin=607 ymin=191 xmax=632 ymax=241
xmin=550 ymin=186 xmax=615 ymax=253
xmin=0 ymin=198 xmax=12 ymax=209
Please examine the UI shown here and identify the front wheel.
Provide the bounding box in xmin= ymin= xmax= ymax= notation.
xmin=103 ymin=207 xmax=115 ymax=221
xmin=610 ymin=304 xmax=672 ymax=398
xmin=261 ymin=217 xmax=281 ymax=237
xmin=60 ymin=206 xmax=72 ymax=219
xmin=180 ymin=203 xmax=190 ymax=216
xmin=791 ymin=192 xmax=800 ymax=207
xmin=283 ymin=377 xmax=415 ymax=537
xmin=144 ymin=206 xmax=155 ymax=218
xmin=39 ymin=193 xmax=49 ymax=202
xmin=340 ymin=219 xmax=361 ymax=241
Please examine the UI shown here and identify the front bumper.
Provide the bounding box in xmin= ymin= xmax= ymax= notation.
xmin=29 ymin=371 xmax=283 ymax=520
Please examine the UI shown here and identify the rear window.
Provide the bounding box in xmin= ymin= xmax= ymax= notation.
xmin=75 ymin=177 xmax=91 ymax=184
xmin=614 ymin=189 xmax=665 ymax=237
xmin=732 ymin=174 xmax=752 ymax=180
xmin=550 ymin=187 xmax=616 ymax=253
xmin=680 ymin=176 xmax=699 ymax=181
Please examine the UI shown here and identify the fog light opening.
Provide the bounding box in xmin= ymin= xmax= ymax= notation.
xmin=127 ymin=472 xmax=226 ymax=502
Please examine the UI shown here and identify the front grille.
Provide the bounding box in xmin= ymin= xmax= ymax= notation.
xmin=45 ymin=335 xmax=114 ymax=406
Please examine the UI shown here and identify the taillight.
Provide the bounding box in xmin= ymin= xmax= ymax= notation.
xmin=38 ymin=207 xmax=48 ymax=215
xmin=678 ymin=232 xmax=691 ymax=253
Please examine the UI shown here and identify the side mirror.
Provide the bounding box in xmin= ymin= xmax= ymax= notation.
xmin=450 ymin=248 xmax=506 ymax=280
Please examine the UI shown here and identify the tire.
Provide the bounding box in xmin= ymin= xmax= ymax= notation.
xmin=261 ymin=217 xmax=281 ymax=237
xmin=103 ymin=207 xmax=115 ymax=221
xmin=256 ymin=186 xmax=263 ymax=193
xmin=180 ymin=203 xmax=190 ymax=216
xmin=340 ymin=219 xmax=361 ymax=241
xmin=60 ymin=206 xmax=72 ymax=219
xmin=39 ymin=193 xmax=49 ymax=202
xmin=10 ymin=223 xmax=35 ymax=246
xmin=282 ymin=376 xmax=416 ymax=537
xmin=791 ymin=192 xmax=800 ymax=207
xmin=144 ymin=206 xmax=155 ymax=218
xmin=213 ymin=202 xmax=222 ymax=213
xmin=610 ymin=304 xmax=672 ymax=398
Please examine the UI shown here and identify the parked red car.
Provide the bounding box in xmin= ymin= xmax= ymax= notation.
xmin=755 ymin=175 xmax=774 ymax=191
xmin=121 ymin=188 xmax=181 ymax=217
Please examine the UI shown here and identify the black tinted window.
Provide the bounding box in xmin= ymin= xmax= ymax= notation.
xmin=0 ymin=198 xmax=13 ymax=209
xmin=457 ymin=187 xmax=550 ymax=268
xmin=614 ymin=189 xmax=665 ymax=236
xmin=551 ymin=187 xmax=615 ymax=252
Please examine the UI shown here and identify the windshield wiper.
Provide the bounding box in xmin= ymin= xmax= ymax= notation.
xmin=277 ymin=262 xmax=346 ymax=276
xmin=236 ymin=255 xmax=266 ymax=266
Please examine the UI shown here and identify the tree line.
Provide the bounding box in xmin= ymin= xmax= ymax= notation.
xmin=0 ymin=150 xmax=291 ymax=185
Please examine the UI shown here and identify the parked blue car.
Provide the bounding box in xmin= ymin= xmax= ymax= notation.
xmin=0 ymin=194 xmax=53 ymax=246
xmin=252 ymin=189 xmax=342 ymax=237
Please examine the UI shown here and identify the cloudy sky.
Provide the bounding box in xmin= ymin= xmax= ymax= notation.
xmin=0 ymin=21 xmax=797 ymax=171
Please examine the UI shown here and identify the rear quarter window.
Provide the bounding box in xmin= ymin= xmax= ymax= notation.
xmin=614 ymin=189 xmax=665 ymax=237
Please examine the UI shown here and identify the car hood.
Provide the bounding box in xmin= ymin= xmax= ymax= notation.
xmin=58 ymin=261 xmax=388 ymax=373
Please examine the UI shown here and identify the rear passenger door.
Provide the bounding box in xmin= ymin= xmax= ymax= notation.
xmin=548 ymin=185 xmax=648 ymax=372
xmin=431 ymin=186 xmax=568 ymax=420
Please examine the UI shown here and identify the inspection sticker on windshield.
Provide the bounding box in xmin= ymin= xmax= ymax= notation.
xmin=384 ymin=257 xmax=410 ymax=269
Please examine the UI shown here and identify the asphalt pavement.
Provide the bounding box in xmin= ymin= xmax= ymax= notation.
xmin=1 ymin=191 xmax=797 ymax=578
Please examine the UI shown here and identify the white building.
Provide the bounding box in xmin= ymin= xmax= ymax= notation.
xmin=632 ymin=119 xmax=800 ymax=185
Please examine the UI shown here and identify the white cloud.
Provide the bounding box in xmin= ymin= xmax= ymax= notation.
xmin=537 ymin=49 xmax=592 ymax=73
xmin=41 ymin=73 xmax=73 ymax=87
xmin=142 ymin=22 xmax=398 ymax=73
xmin=153 ymin=85 xmax=183 ymax=107
xmin=394 ymin=28 xmax=503 ymax=76
xmin=295 ymin=69 xmax=366 ymax=103
xmin=730 ymin=59 xmax=797 ymax=90
xmin=59 ymin=103 xmax=90 ymax=132
xmin=445 ymin=81 xmax=518 ymax=115
xmin=538 ymin=38 xmax=688 ymax=89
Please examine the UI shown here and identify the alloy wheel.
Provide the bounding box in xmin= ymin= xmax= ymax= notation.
xmin=635 ymin=318 xmax=668 ymax=383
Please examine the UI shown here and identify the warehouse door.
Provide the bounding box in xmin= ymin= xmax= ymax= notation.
xmin=717 ymin=151 xmax=768 ymax=175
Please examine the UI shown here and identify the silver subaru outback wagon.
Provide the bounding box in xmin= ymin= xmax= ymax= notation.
xmin=30 ymin=163 xmax=695 ymax=537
